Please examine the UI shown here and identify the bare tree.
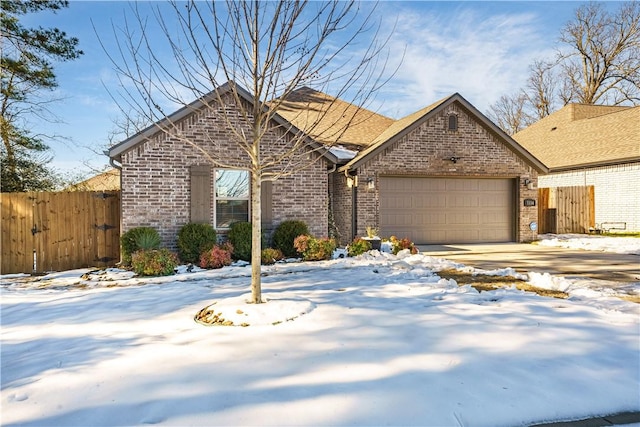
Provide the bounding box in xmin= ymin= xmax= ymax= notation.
xmin=102 ymin=1 xmax=392 ymax=303
xmin=488 ymin=1 xmax=639 ymax=133
xmin=558 ymin=1 xmax=640 ymax=105
xmin=525 ymin=59 xmax=558 ymax=120
xmin=487 ymin=93 xmax=532 ymax=135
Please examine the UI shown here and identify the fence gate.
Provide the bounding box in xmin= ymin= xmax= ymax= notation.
xmin=1 ymin=191 xmax=120 ymax=274
xmin=538 ymin=186 xmax=594 ymax=234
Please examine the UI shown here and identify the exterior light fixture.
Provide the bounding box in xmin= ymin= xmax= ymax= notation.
xmin=523 ymin=178 xmax=535 ymax=190
xmin=366 ymin=178 xmax=375 ymax=190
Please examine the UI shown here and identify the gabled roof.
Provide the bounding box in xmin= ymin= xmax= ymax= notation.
xmin=513 ymin=104 xmax=640 ymax=171
xmin=275 ymin=87 xmax=394 ymax=148
xmin=65 ymin=168 xmax=120 ymax=191
xmin=107 ymin=81 xmax=338 ymax=164
xmin=340 ymin=93 xmax=548 ymax=173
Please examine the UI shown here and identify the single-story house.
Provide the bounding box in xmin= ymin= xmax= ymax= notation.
xmin=108 ymin=82 xmax=547 ymax=249
xmin=513 ymin=104 xmax=640 ymax=232
xmin=66 ymin=168 xmax=121 ymax=191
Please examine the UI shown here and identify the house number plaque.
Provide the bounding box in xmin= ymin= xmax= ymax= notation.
xmin=524 ymin=198 xmax=536 ymax=207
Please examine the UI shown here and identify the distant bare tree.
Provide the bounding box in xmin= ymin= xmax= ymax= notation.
xmin=489 ymin=1 xmax=639 ymax=133
xmin=102 ymin=0 xmax=393 ymax=303
xmin=487 ymin=93 xmax=532 ymax=135
xmin=525 ymin=60 xmax=558 ymax=120
xmin=558 ymin=1 xmax=640 ymax=105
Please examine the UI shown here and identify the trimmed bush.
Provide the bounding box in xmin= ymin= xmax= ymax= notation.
xmin=389 ymin=236 xmax=418 ymax=255
xmin=347 ymin=237 xmax=372 ymax=257
xmin=200 ymin=242 xmax=233 ymax=269
xmin=272 ymin=220 xmax=309 ymax=258
xmin=177 ymin=223 xmax=217 ymax=264
xmin=121 ymin=227 xmax=161 ymax=266
xmin=131 ymin=248 xmax=178 ymax=276
xmin=293 ymin=235 xmax=336 ymax=261
xmin=261 ymin=248 xmax=284 ymax=265
xmin=227 ymin=221 xmax=254 ymax=261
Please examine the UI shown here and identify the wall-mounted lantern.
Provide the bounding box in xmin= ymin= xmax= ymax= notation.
xmin=523 ymin=178 xmax=535 ymax=190
xmin=366 ymin=178 xmax=375 ymax=191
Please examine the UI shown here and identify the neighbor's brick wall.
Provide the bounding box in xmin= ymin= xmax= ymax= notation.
xmin=539 ymin=162 xmax=640 ymax=232
xmin=344 ymin=101 xmax=539 ymax=244
xmin=120 ymin=93 xmax=328 ymax=251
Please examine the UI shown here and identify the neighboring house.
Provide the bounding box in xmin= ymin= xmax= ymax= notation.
xmin=66 ymin=168 xmax=121 ymax=191
xmin=513 ymin=104 xmax=640 ymax=232
xmin=108 ymin=82 xmax=547 ymax=249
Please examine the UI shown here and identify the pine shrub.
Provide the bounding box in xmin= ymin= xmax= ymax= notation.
xmin=177 ymin=223 xmax=217 ymax=263
xmin=272 ymin=220 xmax=309 ymax=258
xmin=121 ymin=227 xmax=161 ymax=266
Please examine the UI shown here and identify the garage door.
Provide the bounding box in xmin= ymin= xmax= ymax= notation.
xmin=379 ymin=177 xmax=515 ymax=244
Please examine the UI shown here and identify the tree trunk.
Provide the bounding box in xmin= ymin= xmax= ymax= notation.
xmin=250 ymin=169 xmax=263 ymax=304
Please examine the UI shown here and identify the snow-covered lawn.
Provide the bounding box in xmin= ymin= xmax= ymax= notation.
xmin=537 ymin=233 xmax=640 ymax=255
xmin=1 ymin=235 xmax=639 ymax=426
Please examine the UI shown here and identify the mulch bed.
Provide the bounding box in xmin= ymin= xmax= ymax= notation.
xmin=436 ymin=269 xmax=569 ymax=299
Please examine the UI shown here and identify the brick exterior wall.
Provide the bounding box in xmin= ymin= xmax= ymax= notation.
xmin=333 ymin=101 xmax=540 ymax=245
xmin=330 ymin=172 xmax=354 ymax=244
xmin=120 ymin=93 xmax=329 ymax=251
xmin=539 ymin=162 xmax=640 ymax=232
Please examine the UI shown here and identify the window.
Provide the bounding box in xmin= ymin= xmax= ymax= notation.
xmin=215 ymin=169 xmax=249 ymax=228
xmin=448 ymin=114 xmax=458 ymax=131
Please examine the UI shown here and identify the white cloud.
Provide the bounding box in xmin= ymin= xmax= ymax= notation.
xmin=373 ymin=5 xmax=556 ymax=118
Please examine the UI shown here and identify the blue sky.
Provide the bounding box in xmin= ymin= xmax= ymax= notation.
xmin=21 ymin=1 xmax=616 ymax=179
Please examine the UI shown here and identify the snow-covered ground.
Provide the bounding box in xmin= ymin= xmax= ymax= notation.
xmin=537 ymin=233 xmax=640 ymax=255
xmin=1 ymin=234 xmax=639 ymax=426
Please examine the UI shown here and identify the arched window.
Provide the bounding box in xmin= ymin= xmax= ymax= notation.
xmin=448 ymin=114 xmax=458 ymax=131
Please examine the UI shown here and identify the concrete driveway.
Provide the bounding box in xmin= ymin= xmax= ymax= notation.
xmin=418 ymin=243 xmax=640 ymax=283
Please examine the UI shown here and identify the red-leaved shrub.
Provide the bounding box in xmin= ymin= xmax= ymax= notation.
xmin=199 ymin=242 xmax=233 ymax=269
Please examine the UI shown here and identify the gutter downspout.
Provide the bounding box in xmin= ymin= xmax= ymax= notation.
xmin=107 ymin=153 xmax=124 ymax=265
xmin=345 ymin=169 xmax=358 ymax=241
xmin=352 ymin=184 xmax=357 ymax=241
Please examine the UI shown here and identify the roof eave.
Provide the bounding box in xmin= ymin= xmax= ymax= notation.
xmin=546 ymin=156 xmax=640 ymax=173
xmin=340 ymin=93 xmax=549 ymax=174
xmin=107 ymin=81 xmax=338 ymax=165
xmin=340 ymin=94 xmax=456 ymax=172
xmin=107 ymin=81 xmax=240 ymax=160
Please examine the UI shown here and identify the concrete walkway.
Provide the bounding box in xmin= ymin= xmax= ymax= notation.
xmin=418 ymin=242 xmax=640 ymax=283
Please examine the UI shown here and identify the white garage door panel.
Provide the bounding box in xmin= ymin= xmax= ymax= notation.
xmin=379 ymin=177 xmax=515 ymax=244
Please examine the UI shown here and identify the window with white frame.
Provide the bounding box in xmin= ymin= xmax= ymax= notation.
xmin=215 ymin=169 xmax=249 ymax=228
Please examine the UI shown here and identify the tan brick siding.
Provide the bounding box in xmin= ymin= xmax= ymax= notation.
xmin=330 ymin=173 xmax=354 ymax=244
xmin=334 ymin=102 xmax=539 ymax=244
xmin=120 ymin=94 xmax=329 ymax=251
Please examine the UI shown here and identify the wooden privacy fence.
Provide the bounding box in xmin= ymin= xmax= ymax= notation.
xmin=538 ymin=186 xmax=595 ymax=234
xmin=1 ymin=191 xmax=120 ymax=274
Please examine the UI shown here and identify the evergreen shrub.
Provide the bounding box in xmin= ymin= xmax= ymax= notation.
xmin=272 ymin=220 xmax=309 ymax=258
xmin=121 ymin=227 xmax=161 ymax=266
xmin=177 ymin=223 xmax=217 ymax=263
